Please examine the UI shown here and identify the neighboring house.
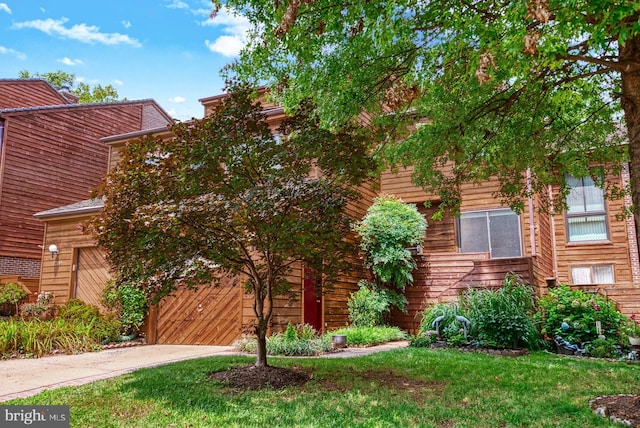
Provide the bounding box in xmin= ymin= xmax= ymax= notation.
xmin=0 ymin=79 xmax=173 ymax=278
xmin=35 ymin=87 xmax=640 ymax=345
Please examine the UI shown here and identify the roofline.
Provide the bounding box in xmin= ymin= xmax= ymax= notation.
xmin=101 ymin=125 xmax=174 ymax=145
xmin=34 ymin=202 xmax=104 ymax=220
xmin=198 ymin=85 xmax=269 ymax=105
xmin=0 ymin=98 xmax=171 ymax=116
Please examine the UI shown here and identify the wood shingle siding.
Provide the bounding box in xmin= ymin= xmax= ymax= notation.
xmin=0 ymin=95 xmax=171 ymax=270
xmin=0 ymin=80 xmax=70 ymax=109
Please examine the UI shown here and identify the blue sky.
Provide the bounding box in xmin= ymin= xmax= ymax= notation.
xmin=0 ymin=1 xmax=250 ymax=121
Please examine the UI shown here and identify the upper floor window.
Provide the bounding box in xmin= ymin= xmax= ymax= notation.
xmin=565 ymin=175 xmax=608 ymax=243
xmin=458 ymin=209 xmax=522 ymax=258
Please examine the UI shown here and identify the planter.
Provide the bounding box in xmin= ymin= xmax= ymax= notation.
xmin=629 ymin=337 xmax=640 ymax=346
xmin=332 ymin=335 xmax=347 ymax=349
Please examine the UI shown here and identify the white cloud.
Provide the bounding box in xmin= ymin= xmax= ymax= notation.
xmin=0 ymin=3 xmax=11 ymax=14
xmin=13 ymin=18 xmax=142 ymax=47
xmin=122 ymin=20 xmax=131 ymax=29
xmin=169 ymin=96 xmax=186 ymax=103
xmin=57 ymin=57 xmax=84 ymax=66
xmin=165 ymin=0 xmax=189 ymax=9
xmin=205 ymin=36 xmax=245 ymax=57
xmin=114 ymin=79 xmax=124 ymax=86
xmin=202 ymin=7 xmax=250 ymax=57
xmin=0 ymin=45 xmax=26 ymax=60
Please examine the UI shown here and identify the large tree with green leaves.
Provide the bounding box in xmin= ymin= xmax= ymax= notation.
xmin=19 ymin=70 xmax=121 ymax=103
xmin=89 ymin=82 xmax=374 ymax=367
xmin=221 ymin=1 xmax=639 ymax=224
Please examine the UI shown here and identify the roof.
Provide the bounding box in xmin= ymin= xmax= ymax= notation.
xmin=33 ymin=198 xmax=104 ymax=220
xmin=101 ymin=124 xmax=173 ymax=145
xmin=0 ymin=98 xmax=164 ymax=115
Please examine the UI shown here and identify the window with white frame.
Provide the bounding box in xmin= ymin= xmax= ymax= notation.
xmin=458 ymin=209 xmax=522 ymax=258
xmin=565 ymin=174 xmax=608 ymax=242
xmin=570 ymin=264 xmax=614 ymax=285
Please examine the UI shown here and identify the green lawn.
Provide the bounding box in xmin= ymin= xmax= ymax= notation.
xmin=6 ymin=348 xmax=638 ymax=427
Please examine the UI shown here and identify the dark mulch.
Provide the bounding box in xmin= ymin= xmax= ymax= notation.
xmin=591 ymin=394 xmax=640 ymax=427
xmin=208 ymin=365 xmax=311 ymax=391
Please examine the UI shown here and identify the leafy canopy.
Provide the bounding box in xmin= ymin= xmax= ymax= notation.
xmin=221 ymin=0 xmax=638 ymax=217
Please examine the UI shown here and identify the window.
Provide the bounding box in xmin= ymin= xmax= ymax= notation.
xmin=571 ymin=265 xmax=614 ymax=285
xmin=458 ymin=209 xmax=522 ymax=258
xmin=566 ymin=175 xmax=608 ymax=242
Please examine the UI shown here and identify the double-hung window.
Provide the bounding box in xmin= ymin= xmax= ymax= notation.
xmin=565 ymin=175 xmax=608 ymax=243
xmin=458 ymin=209 xmax=522 ymax=258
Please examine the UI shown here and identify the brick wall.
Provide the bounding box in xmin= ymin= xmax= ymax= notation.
xmin=0 ymin=256 xmax=41 ymax=277
xmin=621 ymin=163 xmax=640 ymax=285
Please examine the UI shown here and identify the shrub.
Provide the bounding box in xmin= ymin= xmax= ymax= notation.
xmin=0 ymin=282 xmax=29 ymax=316
xmin=586 ymin=337 xmax=620 ymax=359
xmin=352 ymin=195 xmax=427 ymax=313
xmin=20 ymin=291 xmax=54 ymax=320
xmin=234 ymin=324 xmax=331 ymax=356
xmin=347 ymin=281 xmax=391 ymax=327
xmin=409 ymin=330 xmax=439 ymax=348
xmin=459 ymin=276 xmax=541 ymax=350
xmin=535 ymin=284 xmax=625 ymax=346
xmin=102 ymin=280 xmax=148 ymax=335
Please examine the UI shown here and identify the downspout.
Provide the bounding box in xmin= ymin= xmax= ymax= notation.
xmin=526 ymin=169 xmax=537 ymax=257
xmin=0 ymin=118 xmax=5 ymax=207
xmin=548 ymin=184 xmax=559 ymax=280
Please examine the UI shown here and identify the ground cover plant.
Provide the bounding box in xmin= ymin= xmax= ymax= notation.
xmin=0 ymin=299 xmax=120 ymax=358
xmin=6 ymin=347 xmax=640 ymax=427
xmin=235 ymin=324 xmax=406 ymax=356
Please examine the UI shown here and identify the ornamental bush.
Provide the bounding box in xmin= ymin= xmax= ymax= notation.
xmin=534 ymin=284 xmax=625 ymax=346
xmin=352 ymin=195 xmax=427 ymax=313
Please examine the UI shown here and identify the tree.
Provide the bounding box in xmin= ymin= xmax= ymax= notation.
xmin=352 ymin=195 xmax=427 ymax=314
xmin=221 ymin=1 xmax=639 ymax=225
xmin=89 ymin=82 xmax=374 ymax=367
xmin=19 ymin=70 xmax=121 ymax=103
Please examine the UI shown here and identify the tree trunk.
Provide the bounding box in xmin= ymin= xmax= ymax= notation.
xmin=254 ymin=320 xmax=269 ymax=368
xmin=621 ymin=34 xmax=640 ymax=248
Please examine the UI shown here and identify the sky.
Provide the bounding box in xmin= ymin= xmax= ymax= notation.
xmin=0 ymin=0 xmax=251 ymax=121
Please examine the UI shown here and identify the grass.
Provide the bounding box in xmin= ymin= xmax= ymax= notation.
xmin=6 ymin=348 xmax=638 ymax=427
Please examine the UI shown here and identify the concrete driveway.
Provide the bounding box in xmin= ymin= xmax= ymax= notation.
xmin=0 ymin=345 xmax=235 ymax=402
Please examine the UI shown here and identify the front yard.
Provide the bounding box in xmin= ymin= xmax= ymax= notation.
xmin=5 ymin=347 xmax=639 ymax=427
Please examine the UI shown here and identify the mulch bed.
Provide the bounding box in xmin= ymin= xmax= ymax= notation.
xmin=208 ymin=365 xmax=311 ymax=390
xmin=591 ymin=394 xmax=640 ymax=427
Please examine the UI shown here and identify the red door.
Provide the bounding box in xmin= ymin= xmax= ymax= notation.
xmin=303 ymin=267 xmax=322 ymax=331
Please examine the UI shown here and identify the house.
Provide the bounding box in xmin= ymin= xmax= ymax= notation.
xmin=34 ymin=87 xmax=640 ymax=344
xmin=0 ymin=79 xmax=173 ymax=282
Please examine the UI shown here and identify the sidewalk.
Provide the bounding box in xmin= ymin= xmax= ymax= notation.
xmin=0 ymin=341 xmax=408 ymax=402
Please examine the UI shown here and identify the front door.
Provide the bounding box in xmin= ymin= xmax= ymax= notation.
xmin=303 ymin=267 xmax=322 ymax=331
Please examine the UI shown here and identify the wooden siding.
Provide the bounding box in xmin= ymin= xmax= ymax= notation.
xmin=0 ymin=104 xmax=149 ymax=261
xmin=39 ymin=215 xmax=101 ymax=307
xmin=390 ymin=254 xmax=533 ymax=333
xmin=0 ymin=80 xmax=69 ymax=109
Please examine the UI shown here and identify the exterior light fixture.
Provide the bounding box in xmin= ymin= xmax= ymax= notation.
xmin=48 ymin=244 xmax=59 ymax=258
